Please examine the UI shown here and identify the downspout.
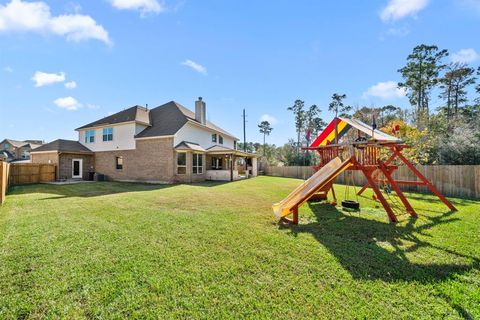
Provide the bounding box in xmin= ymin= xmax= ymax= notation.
xmin=57 ymin=152 xmax=62 ymax=181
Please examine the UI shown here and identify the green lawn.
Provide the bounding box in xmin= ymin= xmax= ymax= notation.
xmin=1 ymin=177 xmax=479 ymax=319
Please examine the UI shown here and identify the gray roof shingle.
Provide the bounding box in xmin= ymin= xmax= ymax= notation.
xmin=135 ymin=101 xmax=189 ymax=138
xmin=135 ymin=101 xmax=237 ymax=139
xmin=76 ymin=105 xmax=149 ymax=130
xmin=31 ymin=139 xmax=93 ymax=153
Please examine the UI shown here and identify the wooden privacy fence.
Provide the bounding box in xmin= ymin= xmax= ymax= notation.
xmin=265 ymin=165 xmax=480 ymax=199
xmin=9 ymin=163 xmax=56 ymax=186
xmin=0 ymin=161 xmax=10 ymax=204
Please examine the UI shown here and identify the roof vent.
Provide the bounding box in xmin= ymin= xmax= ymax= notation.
xmin=195 ymin=97 xmax=206 ymax=125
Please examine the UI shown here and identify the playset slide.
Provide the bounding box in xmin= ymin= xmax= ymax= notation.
xmin=272 ymin=157 xmax=352 ymax=218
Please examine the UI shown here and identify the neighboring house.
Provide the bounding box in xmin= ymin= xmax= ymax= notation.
xmin=0 ymin=139 xmax=43 ymax=162
xmin=31 ymin=98 xmax=257 ymax=182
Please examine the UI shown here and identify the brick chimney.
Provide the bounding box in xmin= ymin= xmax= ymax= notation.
xmin=195 ymin=97 xmax=206 ymax=125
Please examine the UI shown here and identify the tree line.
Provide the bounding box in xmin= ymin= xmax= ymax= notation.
xmin=249 ymin=44 xmax=480 ymax=166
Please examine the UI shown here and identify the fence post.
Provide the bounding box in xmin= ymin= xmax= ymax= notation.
xmin=0 ymin=162 xmax=9 ymax=205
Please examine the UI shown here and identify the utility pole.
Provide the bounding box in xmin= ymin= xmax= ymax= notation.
xmin=242 ymin=108 xmax=247 ymax=152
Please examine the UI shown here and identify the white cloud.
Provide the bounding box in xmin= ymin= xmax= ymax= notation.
xmin=65 ymin=81 xmax=77 ymax=89
xmin=0 ymin=0 xmax=111 ymax=44
xmin=260 ymin=114 xmax=278 ymax=125
xmin=109 ymin=0 xmax=164 ymax=14
xmin=54 ymin=96 xmax=82 ymax=111
xmin=451 ymin=48 xmax=480 ymax=64
xmin=362 ymin=81 xmax=406 ymax=99
xmin=380 ymin=0 xmax=429 ymax=22
xmin=4 ymin=66 xmax=13 ymax=72
xmin=181 ymin=59 xmax=207 ymax=75
xmin=32 ymin=71 xmax=65 ymax=87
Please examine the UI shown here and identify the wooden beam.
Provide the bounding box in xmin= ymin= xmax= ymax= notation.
xmin=392 ymin=147 xmax=457 ymax=212
xmin=357 ymin=152 xmax=397 ymax=195
xmin=357 ymin=161 xmax=398 ymax=222
xmin=379 ymin=161 xmax=417 ymax=218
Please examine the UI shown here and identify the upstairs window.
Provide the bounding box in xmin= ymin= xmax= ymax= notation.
xmin=234 ymin=141 xmax=237 ymax=150
xmin=3 ymin=143 xmax=10 ymax=149
xmin=116 ymin=156 xmax=123 ymax=170
xmin=85 ymin=130 xmax=95 ymax=143
xmin=219 ymin=136 xmax=224 ymax=144
xmin=211 ymin=134 xmax=217 ymax=143
xmin=103 ymin=127 xmax=113 ymax=141
xmin=177 ymin=152 xmax=186 ymax=175
xmin=193 ymin=153 xmax=203 ymax=174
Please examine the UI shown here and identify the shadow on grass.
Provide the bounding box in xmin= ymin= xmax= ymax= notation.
xmin=283 ymin=203 xmax=479 ymax=284
xmin=8 ymin=180 xmax=234 ymax=200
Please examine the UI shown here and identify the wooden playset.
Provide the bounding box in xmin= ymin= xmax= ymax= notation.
xmin=272 ymin=117 xmax=457 ymax=224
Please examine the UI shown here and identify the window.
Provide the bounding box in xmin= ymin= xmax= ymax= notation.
xmin=85 ymin=130 xmax=95 ymax=143
xmin=234 ymin=141 xmax=237 ymax=150
xmin=103 ymin=127 xmax=113 ymax=141
xmin=22 ymin=150 xmax=29 ymax=159
xmin=211 ymin=157 xmax=222 ymax=170
xmin=192 ymin=153 xmax=203 ymax=174
xmin=211 ymin=134 xmax=217 ymax=143
xmin=177 ymin=152 xmax=186 ymax=174
xmin=3 ymin=143 xmax=10 ymax=149
xmin=219 ymin=136 xmax=224 ymax=144
xmin=116 ymin=156 xmax=123 ymax=170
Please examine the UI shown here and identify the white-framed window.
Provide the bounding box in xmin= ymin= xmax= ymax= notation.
xmin=116 ymin=156 xmax=123 ymax=170
xmin=192 ymin=153 xmax=203 ymax=174
xmin=219 ymin=136 xmax=224 ymax=144
xmin=103 ymin=127 xmax=113 ymax=141
xmin=211 ymin=157 xmax=222 ymax=170
xmin=22 ymin=150 xmax=29 ymax=159
xmin=85 ymin=129 xmax=95 ymax=143
xmin=211 ymin=134 xmax=217 ymax=143
xmin=177 ymin=152 xmax=187 ymax=175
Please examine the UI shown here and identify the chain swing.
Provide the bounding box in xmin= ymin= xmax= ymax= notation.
xmin=342 ymin=170 xmax=360 ymax=210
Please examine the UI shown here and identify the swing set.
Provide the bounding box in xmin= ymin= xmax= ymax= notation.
xmin=301 ymin=117 xmax=457 ymax=223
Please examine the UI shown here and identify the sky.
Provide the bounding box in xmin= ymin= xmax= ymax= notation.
xmin=1 ymin=0 xmax=480 ymax=146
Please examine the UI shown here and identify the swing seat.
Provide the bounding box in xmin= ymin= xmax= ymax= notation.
xmin=342 ymin=200 xmax=360 ymax=210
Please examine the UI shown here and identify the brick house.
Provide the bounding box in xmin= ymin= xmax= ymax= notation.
xmin=0 ymin=139 xmax=43 ymax=162
xmin=31 ymin=98 xmax=257 ymax=182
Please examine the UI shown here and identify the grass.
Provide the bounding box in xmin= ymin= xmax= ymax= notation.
xmin=0 ymin=177 xmax=479 ymax=319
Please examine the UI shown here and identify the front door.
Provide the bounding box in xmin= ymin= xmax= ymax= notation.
xmin=72 ymin=159 xmax=83 ymax=179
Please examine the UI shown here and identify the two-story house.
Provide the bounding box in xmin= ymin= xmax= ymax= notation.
xmin=31 ymin=98 xmax=257 ymax=183
xmin=0 ymin=139 xmax=43 ymax=162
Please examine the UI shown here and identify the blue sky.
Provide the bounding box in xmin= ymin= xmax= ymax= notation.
xmin=1 ymin=0 xmax=479 ymax=145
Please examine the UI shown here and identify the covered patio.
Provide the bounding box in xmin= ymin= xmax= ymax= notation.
xmin=205 ymin=146 xmax=257 ymax=181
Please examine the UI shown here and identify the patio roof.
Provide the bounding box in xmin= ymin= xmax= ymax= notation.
xmin=206 ymin=145 xmax=257 ymax=157
xmin=174 ymin=141 xmax=206 ymax=152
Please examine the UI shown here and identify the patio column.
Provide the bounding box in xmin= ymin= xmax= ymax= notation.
xmin=230 ymin=154 xmax=234 ymax=182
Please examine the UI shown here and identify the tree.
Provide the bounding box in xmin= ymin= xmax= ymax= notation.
xmin=305 ymin=104 xmax=327 ymax=140
xmin=353 ymin=105 xmax=401 ymax=127
xmin=439 ymin=63 xmax=476 ymax=125
xmin=287 ymin=100 xmax=306 ymax=154
xmin=237 ymin=142 xmax=255 ymax=153
xmin=476 ymin=67 xmax=480 ymax=102
xmin=328 ymin=93 xmax=351 ymax=143
xmin=258 ymin=121 xmax=273 ymax=156
xmin=381 ymin=120 xmax=436 ymax=164
xmin=277 ymin=139 xmax=297 ymax=166
xmin=398 ymin=44 xmax=449 ymax=128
